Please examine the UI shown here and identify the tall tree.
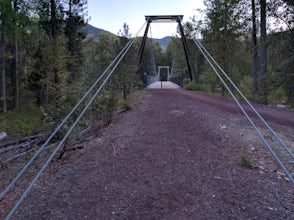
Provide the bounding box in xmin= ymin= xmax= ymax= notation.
xmin=117 ymin=23 xmax=137 ymax=100
xmin=64 ymin=0 xmax=87 ymax=81
xmin=201 ymin=0 xmax=244 ymax=93
xmin=0 ymin=0 xmax=11 ymax=113
xmin=0 ymin=27 xmax=6 ymax=113
xmin=50 ymin=0 xmax=58 ymax=42
xmin=251 ymin=0 xmax=258 ymax=97
xmin=11 ymin=0 xmax=19 ymax=109
xmin=259 ymin=0 xmax=267 ymax=103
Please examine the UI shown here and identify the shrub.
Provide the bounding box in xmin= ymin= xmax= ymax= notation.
xmin=95 ymin=91 xmax=118 ymax=125
xmin=183 ymin=79 xmax=210 ymax=92
xmin=119 ymin=100 xmax=132 ymax=112
xmin=240 ymin=155 xmax=253 ymax=169
xmin=0 ymin=104 xmax=42 ymax=138
xmin=268 ymin=86 xmax=288 ymax=105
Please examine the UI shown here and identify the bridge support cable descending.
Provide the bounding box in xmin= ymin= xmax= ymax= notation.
xmin=183 ymin=24 xmax=294 ymax=184
xmin=185 ymin=25 xmax=294 ymax=160
xmin=2 ymin=22 xmax=146 ymax=219
xmin=0 ymin=24 xmax=142 ymax=202
xmin=191 ymin=34 xmax=294 ymax=161
xmin=138 ymin=15 xmax=197 ymax=82
xmin=0 ymin=26 xmax=143 ymax=202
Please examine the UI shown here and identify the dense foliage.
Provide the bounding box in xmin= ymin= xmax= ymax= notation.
xmin=0 ymin=0 xmax=293 ymax=138
xmin=171 ymin=0 xmax=293 ymax=106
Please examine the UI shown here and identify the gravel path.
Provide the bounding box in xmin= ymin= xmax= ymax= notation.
xmin=3 ymin=89 xmax=294 ymax=219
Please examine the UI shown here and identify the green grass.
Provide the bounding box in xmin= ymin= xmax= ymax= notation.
xmin=119 ymin=100 xmax=133 ymax=112
xmin=0 ymin=104 xmax=42 ymax=138
xmin=240 ymin=155 xmax=253 ymax=169
xmin=183 ymin=79 xmax=210 ymax=92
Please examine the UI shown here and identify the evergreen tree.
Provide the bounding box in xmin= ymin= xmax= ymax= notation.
xmin=117 ymin=23 xmax=134 ymax=99
xmin=0 ymin=0 xmax=12 ymax=113
xmin=259 ymin=0 xmax=267 ymax=103
xmin=251 ymin=0 xmax=259 ymax=98
xmin=201 ymin=0 xmax=245 ymax=93
xmin=64 ymin=0 xmax=87 ymax=81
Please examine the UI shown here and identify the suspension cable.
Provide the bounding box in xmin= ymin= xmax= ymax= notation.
xmin=192 ymin=31 xmax=294 ymax=160
xmin=0 ymin=29 xmax=136 ymax=201
xmin=3 ymin=22 xmax=147 ymax=219
xmin=182 ymin=23 xmax=294 ymax=184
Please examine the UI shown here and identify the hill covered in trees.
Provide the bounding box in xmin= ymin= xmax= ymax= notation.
xmin=84 ymin=23 xmax=171 ymax=50
xmin=83 ymin=24 xmax=114 ymax=40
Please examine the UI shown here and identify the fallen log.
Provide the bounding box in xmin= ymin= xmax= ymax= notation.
xmin=0 ymin=134 xmax=45 ymax=148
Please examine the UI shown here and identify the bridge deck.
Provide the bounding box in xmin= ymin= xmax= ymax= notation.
xmin=146 ymin=81 xmax=180 ymax=89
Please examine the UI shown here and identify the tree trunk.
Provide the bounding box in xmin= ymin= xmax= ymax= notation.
xmin=50 ymin=0 xmax=60 ymax=101
xmin=68 ymin=0 xmax=73 ymax=55
xmin=0 ymin=32 xmax=7 ymax=113
xmin=50 ymin=0 xmax=57 ymax=42
xmin=251 ymin=0 xmax=258 ymax=98
xmin=12 ymin=38 xmax=19 ymax=109
xmin=259 ymin=0 xmax=268 ymax=104
xmin=12 ymin=0 xmax=19 ymax=109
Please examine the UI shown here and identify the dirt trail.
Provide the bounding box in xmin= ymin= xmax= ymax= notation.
xmin=5 ymin=89 xmax=294 ymax=219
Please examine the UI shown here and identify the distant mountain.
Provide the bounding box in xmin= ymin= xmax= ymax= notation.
xmin=82 ymin=24 xmax=114 ymax=39
xmin=153 ymin=36 xmax=171 ymax=51
xmin=83 ymin=24 xmax=171 ymax=51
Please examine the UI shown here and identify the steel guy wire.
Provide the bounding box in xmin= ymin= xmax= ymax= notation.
xmin=0 ymin=33 xmax=135 ymax=201
xmin=183 ymin=24 xmax=294 ymax=184
xmin=0 ymin=21 xmax=147 ymax=201
xmin=4 ymin=22 xmax=145 ymax=220
xmin=196 ymin=38 xmax=294 ymax=159
xmin=184 ymin=24 xmax=294 ymax=160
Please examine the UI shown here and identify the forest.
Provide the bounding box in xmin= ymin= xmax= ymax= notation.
xmin=0 ymin=0 xmax=293 ymax=138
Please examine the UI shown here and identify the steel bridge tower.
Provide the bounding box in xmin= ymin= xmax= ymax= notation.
xmin=138 ymin=15 xmax=197 ymax=82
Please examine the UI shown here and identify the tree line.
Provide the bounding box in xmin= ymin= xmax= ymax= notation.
xmin=0 ymin=0 xmax=145 ymax=137
xmin=1 ymin=0 xmax=88 ymax=114
xmin=0 ymin=0 xmax=293 ymax=137
xmin=167 ymin=0 xmax=293 ymax=106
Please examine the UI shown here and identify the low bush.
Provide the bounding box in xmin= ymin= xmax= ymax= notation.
xmin=119 ymin=100 xmax=133 ymax=112
xmin=183 ymin=79 xmax=210 ymax=92
xmin=0 ymin=104 xmax=42 ymax=138
xmin=240 ymin=155 xmax=253 ymax=169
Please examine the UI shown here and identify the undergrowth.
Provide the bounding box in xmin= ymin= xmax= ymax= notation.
xmin=240 ymin=155 xmax=253 ymax=169
xmin=183 ymin=78 xmax=210 ymax=92
xmin=0 ymin=103 xmax=42 ymax=138
xmin=119 ymin=100 xmax=133 ymax=112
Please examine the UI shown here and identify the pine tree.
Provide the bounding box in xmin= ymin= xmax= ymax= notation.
xmin=201 ymin=0 xmax=245 ymax=93
xmin=259 ymin=0 xmax=267 ymax=103
xmin=117 ymin=23 xmax=137 ymax=100
xmin=251 ymin=0 xmax=259 ymax=98
xmin=64 ymin=0 xmax=87 ymax=81
xmin=0 ymin=0 xmax=13 ymax=113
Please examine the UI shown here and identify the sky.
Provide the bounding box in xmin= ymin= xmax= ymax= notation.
xmin=87 ymin=0 xmax=205 ymax=38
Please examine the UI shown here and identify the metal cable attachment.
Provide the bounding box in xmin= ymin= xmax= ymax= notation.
xmin=3 ymin=21 xmax=147 ymax=219
xmin=183 ymin=23 xmax=294 ymax=184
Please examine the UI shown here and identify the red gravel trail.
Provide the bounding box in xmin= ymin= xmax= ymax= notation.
xmin=3 ymin=89 xmax=294 ymax=219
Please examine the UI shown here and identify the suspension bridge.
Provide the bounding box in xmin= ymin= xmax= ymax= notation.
xmin=0 ymin=15 xmax=293 ymax=219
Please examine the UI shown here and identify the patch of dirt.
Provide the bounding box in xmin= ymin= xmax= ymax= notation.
xmin=2 ymin=89 xmax=294 ymax=219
